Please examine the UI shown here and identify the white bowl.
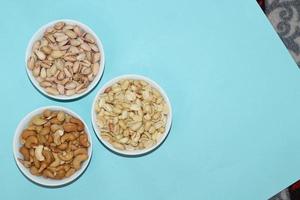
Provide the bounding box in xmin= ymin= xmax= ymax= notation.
xmin=91 ymin=74 xmax=172 ymax=156
xmin=13 ymin=106 xmax=93 ymax=187
xmin=25 ymin=19 xmax=105 ymax=100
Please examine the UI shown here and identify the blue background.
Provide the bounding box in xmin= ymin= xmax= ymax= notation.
xmin=0 ymin=0 xmax=299 ymax=199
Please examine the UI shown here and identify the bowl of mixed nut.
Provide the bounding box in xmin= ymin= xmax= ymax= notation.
xmin=13 ymin=106 xmax=92 ymax=186
xmin=25 ymin=19 xmax=105 ymax=100
xmin=92 ymin=74 xmax=172 ymax=156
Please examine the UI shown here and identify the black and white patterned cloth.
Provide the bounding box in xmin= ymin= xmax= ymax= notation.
xmin=265 ymin=0 xmax=300 ymax=67
xmin=260 ymin=1 xmax=300 ymax=199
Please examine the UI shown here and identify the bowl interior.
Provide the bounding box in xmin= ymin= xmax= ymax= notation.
xmin=13 ymin=106 xmax=92 ymax=187
xmin=25 ymin=19 xmax=105 ymax=100
xmin=92 ymin=74 xmax=172 ymax=156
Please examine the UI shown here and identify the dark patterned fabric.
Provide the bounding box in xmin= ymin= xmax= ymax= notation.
xmin=264 ymin=0 xmax=300 ymax=67
xmin=257 ymin=2 xmax=300 ymax=199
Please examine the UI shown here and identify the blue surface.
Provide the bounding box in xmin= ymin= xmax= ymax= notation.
xmin=0 ymin=0 xmax=299 ymax=199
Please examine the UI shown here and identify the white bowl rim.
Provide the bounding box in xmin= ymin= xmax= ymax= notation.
xmin=13 ymin=105 xmax=93 ymax=187
xmin=91 ymin=74 xmax=173 ymax=156
xmin=25 ymin=19 xmax=105 ymax=100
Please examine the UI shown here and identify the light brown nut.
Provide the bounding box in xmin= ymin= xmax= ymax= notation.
xmin=84 ymin=33 xmax=95 ymax=43
xmin=57 ymin=111 xmax=65 ymax=122
xmin=58 ymin=151 xmax=74 ymax=161
xmin=50 ymin=50 xmax=65 ymax=58
xmin=42 ymin=149 xmax=54 ymax=164
xmin=57 ymin=143 xmax=68 ymax=150
xmin=30 ymin=166 xmax=40 ymax=176
xmin=21 ymin=130 xmax=36 ymax=140
xmin=49 ymin=153 xmax=60 ymax=167
xmin=18 ymin=158 xmax=31 ymax=168
xmin=32 ymin=116 xmax=47 ymax=126
xmin=41 ymin=46 xmax=52 ymax=55
xmin=80 ymin=43 xmax=91 ymax=51
xmin=45 ymin=87 xmax=59 ymax=95
xmin=33 ymin=66 xmax=41 ymax=77
xmin=50 ymin=124 xmax=62 ymax=132
xmin=72 ymin=154 xmax=88 ymax=170
xmin=63 ymin=123 xmax=77 ymax=132
xmin=54 ymin=22 xmax=65 ymax=30
xmin=61 ymin=133 xmax=76 ymax=143
xmin=79 ymin=134 xmax=90 ymax=147
xmin=35 ymin=50 xmax=46 ymax=60
xmin=25 ymin=135 xmax=38 ymax=148
xmin=28 ymin=56 xmax=36 ymax=70
xmin=73 ymin=148 xmax=88 ymax=156
xmin=19 ymin=146 xmax=30 ymax=161
xmin=57 ymin=84 xmax=65 ymax=94
xmin=35 ymin=145 xmax=45 ymax=161
xmin=42 ymin=169 xmax=55 ymax=178
xmin=38 ymin=162 xmax=47 ymax=173
xmin=64 ymin=30 xmax=77 ymax=38
xmin=92 ymin=63 xmax=100 ymax=76
xmin=53 ymin=129 xmax=64 ymax=145
xmin=111 ymin=142 xmax=125 ymax=150
xmin=54 ymin=169 xmax=66 ymax=179
xmin=65 ymin=168 xmax=76 ymax=177
xmin=65 ymin=82 xmax=77 ymax=90
xmin=40 ymin=81 xmax=52 ymax=87
xmin=70 ymin=39 xmax=81 ymax=46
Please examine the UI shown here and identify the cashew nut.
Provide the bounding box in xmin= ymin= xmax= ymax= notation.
xmin=18 ymin=109 xmax=90 ymax=180
xmin=65 ymin=168 xmax=76 ymax=177
xmin=53 ymin=129 xmax=64 ymax=145
xmin=30 ymin=166 xmax=40 ymax=176
xmin=61 ymin=133 xmax=76 ymax=143
xmin=25 ymin=135 xmax=38 ymax=148
xmin=38 ymin=162 xmax=47 ymax=173
xmin=63 ymin=122 xmax=78 ymax=132
xmin=57 ymin=143 xmax=68 ymax=150
xmin=21 ymin=130 xmax=36 ymax=139
xmin=33 ymin=159 xmax=40 ymax=168
xmin=49 ymin=153 xmax=60 ymax=167
xmin=32 ymin=116 xmax=47 ymax=126
xmin=19 ymin=146 xmax=30 ymax=161
xmin=72 ymin=154 xmax=88 ymax=170
xmin=54 ymin=169 xmax=66 ymax=179
xmin=37 ymin=134 xmax=47 ymax=144
xmin=57 ymin=111 xmax=65 ymax=122
xmin=18 ymin=158 xmax=31 ymax=168
xmin=42 ymin=149 xmax=54 ymax=164
xmin=42 ymin=169 xmax=54 ymax=179
xmin=73 ymin=148 xmax=88 ymax=156
xmin=34 ymin=145 xmax=45 ymax=161
xmin=43 ymin=109 xmax=52 ymax=118
xmin=50 ymin=124 xmax=62 ymax=132
xmin=50 ymin=117 xmax=63 ymax=125
xmin=58 ymin=151 xmax=74 ymax=161
xmin=40 ymin=126 xmax=50 ymax=135
xmin=70 ymin=118 xmax=84 ymax=131
xmin=79 ymin=134 xmax=90 ymax=147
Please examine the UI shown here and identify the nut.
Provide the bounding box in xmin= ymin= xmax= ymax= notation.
xmin=18 ymin=109 xmax=90 ymax=179
xmin=27 ymin=22 xmax=101 ymax=96
xmin=34 ymin=145 xmax=45 ymax=161
xmin=63 ymin=123 xmax=77 ymax=132
xmin=72 ymin=154 xmax=88 ymax=170
xmin=95 ymin=79 xmax=169 ymax=151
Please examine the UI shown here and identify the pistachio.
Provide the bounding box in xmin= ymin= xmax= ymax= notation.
xmin=28 ymin=22 xmax=101 ymax=97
